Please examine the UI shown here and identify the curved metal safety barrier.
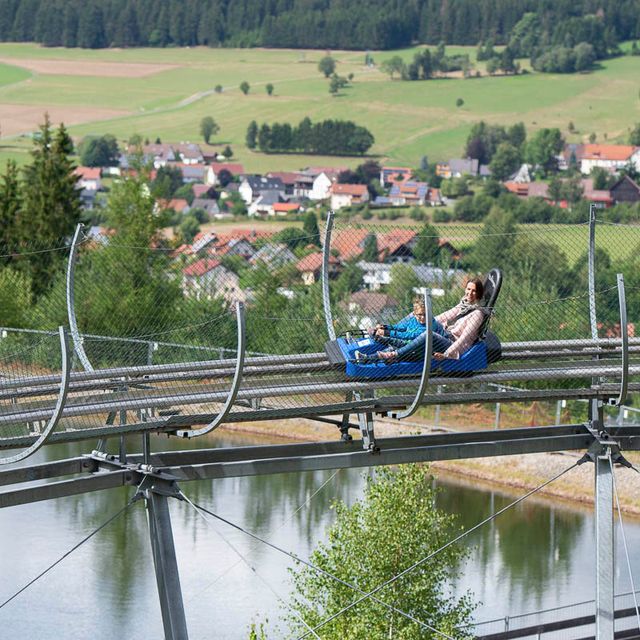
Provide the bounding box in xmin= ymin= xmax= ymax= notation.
xmin=66 ymin=223 xmax=95 ymax=373
xmin=176 ymin=301 xmax=246 ymax=438
xmin=321 ymin=209 xmax=336 ymax=341
xmin=390 ymin=290 xmax=433 ymax=420
xmin=0 ymin=327 xmax=71 ymax=465
xmin=610 ymin=273 xmax=629 ymax=407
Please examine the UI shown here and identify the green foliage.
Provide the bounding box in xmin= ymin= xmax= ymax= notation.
xmin=199 ymin=116 xmax=220 ymax=144
xmin=525 ymin=128 xmax=564 ymax=176
xmin=472 ymin=205 xmax=517 ymax=272
xmin=361 ymin=233 xmax=378 ymax=262
xmin=274 ymin=227 xmax=309 ymax=251
xmin=265 ymin=83 xmax=274 ymax=95
xmin=179 ymin=214 xmax=200 ymax=243
xmin=151 ymin=165 xmax=183 ymax=199
xmin=0 ymin=267 xmax=32 ymax=327
xmin=288 ymin=464 xmax=475 ymax=638
xmin=318 ymin=55 xmax=336 ymax=78
xmin=254 ymin=118 xmax=374 ymax=155
xmin=329 ymin=73 xmax=349 ymax=95
xmin=2 ymin=0 xmax=637 ymax=53
xmin=19 ymin=116 xmax=82 ymax=297
xmin=333 ymin=260 xmax=364 ymax=298
xmin=489 ymin=143 xmax=521 ymax=181
xmin=239 ymin=80 xmax=250 ymax=95
xmin=389 ymin=263 xmax=421 ymax=308
xmin=413 ymin=223 xmax=440 ymax=263
xmin=302 ymin=211 xmax=321 ymax=246
xmin=246 ymin=120 xmax=258 ymax=150
xmin=629 ymin=123 xmax=640 ymax=146
xmin=381 ymin=55 xmax=405 ymax=79
xmin=78 ymin=134 xmax=119 ymax=167
xmin=0 ymin=160 xmax=20 ymax=260
xmin=440 ymin=177 xmax=469 ymax=199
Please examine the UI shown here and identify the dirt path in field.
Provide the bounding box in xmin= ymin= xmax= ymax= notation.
xmin=0 ymin=103 xmax=130 ymax=137
xmin=0 ymin=57 xmax=179 ymax=77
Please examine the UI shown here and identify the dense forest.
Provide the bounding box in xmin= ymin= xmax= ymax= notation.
xmin=0 ymin=0 xmax=639 ymax=51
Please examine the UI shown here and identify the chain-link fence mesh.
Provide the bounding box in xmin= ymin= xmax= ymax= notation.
xmin=0 ymin=213 xmax=638 ymax=455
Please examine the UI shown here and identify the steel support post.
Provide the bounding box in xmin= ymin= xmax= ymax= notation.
xmin=145 ymin=480 xmax=189 ymax=640
xmin=595 ymin=446 xmax=614 ymax=640
xmin=590 ymin=399 xmax=614 ymax=640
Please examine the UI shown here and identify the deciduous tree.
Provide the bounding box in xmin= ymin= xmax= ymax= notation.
xmin=288 ymin=464 xmax=475 ymax=638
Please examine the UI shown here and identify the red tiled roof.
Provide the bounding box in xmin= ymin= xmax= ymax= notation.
xmin=272 ymin=202 xmax=301 ymax=212
xmin=332 ymin=228 xmax=370 ymax=260
xmin=296 ymin=252 xmax=339 ymax=272
xmin=74 ymin=167 xmax=101 ymax=180
xmin=330 ymin=183 xmax=368 ymax=196
xmin=183 ymin=258 xmax=221 ymax=277
xmin=581 ymin=144 xmax=636 ymax=161
xmin=210 ymin=162 xmax=245 ymax=175
xmin=267 ymin=172 xmax=303 ymax=185
xmin=192 ymin=184 xmax=211 ymax=198
xmin=378 ymin=230 xmax=417 ymax=257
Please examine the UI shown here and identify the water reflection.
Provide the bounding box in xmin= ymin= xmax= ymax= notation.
xmin=0 ymin=433 xmax=639 ymax=638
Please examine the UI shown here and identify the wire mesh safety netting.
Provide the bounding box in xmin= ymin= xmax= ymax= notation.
xmin=0 ymin=212 xmax=639 ymax=456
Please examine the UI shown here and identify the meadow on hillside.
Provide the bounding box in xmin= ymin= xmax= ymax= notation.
xmin=0 ymin=43 xmax=638 ymax=171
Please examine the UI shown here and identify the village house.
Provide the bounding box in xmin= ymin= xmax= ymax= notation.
xmin=239 ymin=175 xmax=285 ymax=204
xmin=377 ymin=229 xmax=417 ymax=263
xmin=380 ymin=166 xmax=413 ymax=187
xmin=267 ymin=171 xmax=314 ymax=198
xmin=356 ymin=262 xmax=459 ymax=292
xmin=610 ymin=175 xmax=640 ymax=204
xmin=295 ymin=252 xmax=340 ymax=286
xmin=272 ymin=202 xmax=301 ymax=216
xmin=250 ymin=243 xmax=297 ymax=269
xmin=209 ymin=162 xmax=245 ymax=186
xmin=436 ymin=158 xmax=491 ymax=179
xmin=329 ymin=183 xmax=369 ymax=210
xmin=140 ymin=143 xmax=177 ymax=168
xmin=191 ymin=198 xmax=220 ymax=217
xmin=301 ymin=167 xmax=345 ymax=200
xmin=173 ymin=143 xmax=204 ymax=165
xmin=181 ymin=258 xmax=244 ymax=305
xmin=388 ymin=181 xmax=429 ymax=206
xmin=248 ymin=190 xmax=287 ymax=216
xmin=74 ymin=167 xmax=102 ymax=191
xmin=177 ymin=163 xmax=210 ymax=184
xmin=343 ymin=291 xmax=399 ymax=329
xmin=578 ymin=144 xmax=640 ymax=175
xmin=158 ymin=198 xmax=190 ymax=215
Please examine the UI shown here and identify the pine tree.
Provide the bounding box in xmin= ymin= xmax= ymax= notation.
xmin=0 ymin=160 xmax=21 ymax=263
xmin=413 ymin=223 xmax=440 ymax=264
xmin=19 ymin=116 xmax=82 ymax=296
xmin=246 ymin=120 xmax=258 ymax=149
xmin=362 ymin=233 xmax=378 ymax=262
xmin=302 ymin=211 xmax=321 ymax=247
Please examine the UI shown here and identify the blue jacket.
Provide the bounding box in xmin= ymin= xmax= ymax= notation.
xmin=387 ymin=314 xmax=426 ymax=340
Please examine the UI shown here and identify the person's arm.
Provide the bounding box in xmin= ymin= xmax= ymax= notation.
xmin=387 ymin=315 xmax=414 ymax=338
xmin=443 ymin=310 xmax=484 ymax=359
xmin=435 ymin=304 xmax=461 ymax=326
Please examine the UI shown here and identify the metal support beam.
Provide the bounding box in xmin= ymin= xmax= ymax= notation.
xmin=176 ymin=301 xmax=245 ymax=438
xmin=391 ymin=289 xmax=433 ymax=420
xmin=587 ymin=399 xmax=615 ymax=640
xmin=588 ymin=203 xmax=598 ymax=342
xmin=321 ymin=209 xmax=336 ymax=341
xmin=143 ymin=477 xmax=189 ymax=640
xmin=66 ymin=223 xmax=94 ymax=373
xmin=595 ymin=445 xmax=615 ymax=640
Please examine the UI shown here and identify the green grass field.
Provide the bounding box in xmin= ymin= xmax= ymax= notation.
xmin=0 ymin=43 xmax=638 ymax=172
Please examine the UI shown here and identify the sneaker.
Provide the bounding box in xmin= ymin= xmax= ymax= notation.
xmin=354 ymin=350 xmax=364 ymax=362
